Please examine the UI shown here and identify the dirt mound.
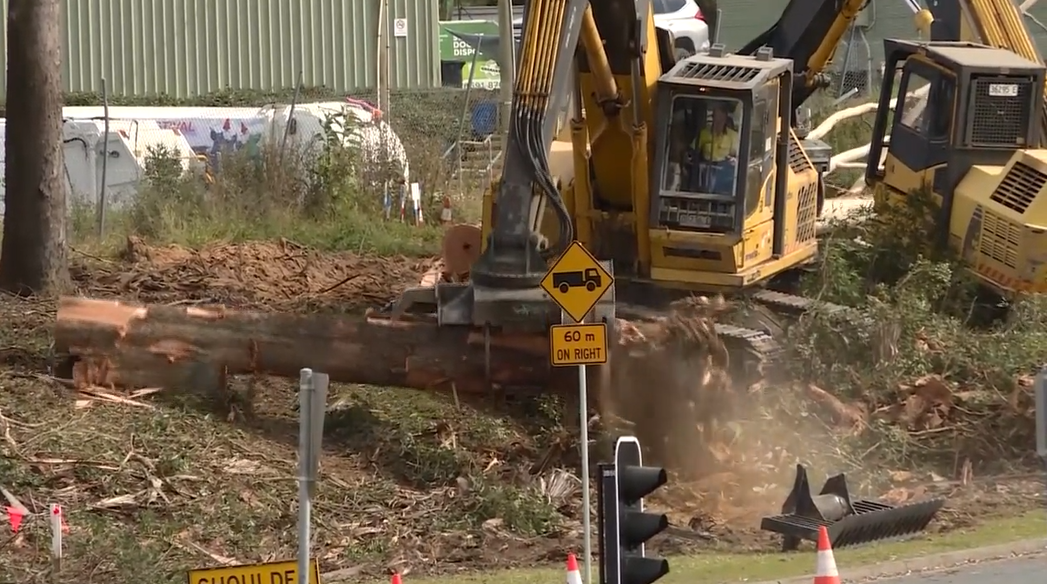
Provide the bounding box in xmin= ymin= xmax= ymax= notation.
xmin=603 ymin=294 xmax=1038 ymax=541
xmin=74 ymin=236 xmax=437 ymax=312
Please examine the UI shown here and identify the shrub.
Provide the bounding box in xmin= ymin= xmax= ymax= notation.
xmin=70 ymin=102 xmax=445 ymax=256
xmin=785 ymin=189 xmax=1043 ymax=471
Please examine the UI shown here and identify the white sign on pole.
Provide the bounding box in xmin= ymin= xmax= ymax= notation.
xmin=393 ymin=18 xmax=408 ymax=37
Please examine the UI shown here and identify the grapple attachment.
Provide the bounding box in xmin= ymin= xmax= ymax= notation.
xmin=760 ymin=464 xmax=945 ymax=551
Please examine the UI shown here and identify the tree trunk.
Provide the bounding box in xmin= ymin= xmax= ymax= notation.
xmin=54 ymin=297 xmax=574 ymax=397
xmin=54 ymin=295 xmax=741 ymax=472
xmin=0 ymin=0 xmax=70 ymax=296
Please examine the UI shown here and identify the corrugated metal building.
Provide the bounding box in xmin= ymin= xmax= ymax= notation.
xmin=0 ymin=0 xmax=441 ymax=99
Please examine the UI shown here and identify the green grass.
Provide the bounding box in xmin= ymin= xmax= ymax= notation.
xmin=393 ymin=512 xmax=1045 ymax=584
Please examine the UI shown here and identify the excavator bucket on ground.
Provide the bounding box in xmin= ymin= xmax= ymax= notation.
xmin=761 ymin=464 xmax=945 ymax=551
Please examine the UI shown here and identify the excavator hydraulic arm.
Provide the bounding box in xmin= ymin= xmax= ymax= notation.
xmin=393 ymin=0 xmax=632 ymax=331
xmin=469 ymin=0 xmax=589 ymax=291
xmin=738 ymin=0 xmax=871 ymax=115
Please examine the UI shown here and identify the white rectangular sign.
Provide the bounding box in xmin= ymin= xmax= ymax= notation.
xmin=988 ymin=83 xmax=1018 ymax=97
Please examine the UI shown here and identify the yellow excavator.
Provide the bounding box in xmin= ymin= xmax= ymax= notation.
xmin=388 ymin=0 xmax=1047 ymax=423
xmin=381 ymin=0 xmax=1047 ymax=547
xmin=393 ymin=0 xmax=876 ymax=361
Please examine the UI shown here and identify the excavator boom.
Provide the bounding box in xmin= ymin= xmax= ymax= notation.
xmin=470 ymin=0 xmax=587 ymax=292
xmin=739 ymin=0 xmax=870 ymax=115
xmin=395 ymin=0 xmax=659 ymax=331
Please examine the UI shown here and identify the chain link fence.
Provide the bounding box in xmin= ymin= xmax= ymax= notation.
xmin=350 ymin=81 xmax=502 ymax=217
xmin=833 ymin=23 xmax=875 ymax=99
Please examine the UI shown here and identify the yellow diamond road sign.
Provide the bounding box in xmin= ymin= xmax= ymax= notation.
xmin=540 ymin=241 xmax=613 ymax=323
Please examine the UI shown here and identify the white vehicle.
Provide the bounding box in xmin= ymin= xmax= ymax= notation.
xmin=0 ymin=118 xmax=193 ymax=214
xmin=512 ymin=0 xmax=710 ymax=59
xmin=64 ymin=102 xmax=410 ymax=183
xmin=652 ymin=0 xmax=712 ymax=60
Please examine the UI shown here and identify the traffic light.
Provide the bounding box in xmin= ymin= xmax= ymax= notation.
xmin=598 ymin=436 xmax=669 ymax=584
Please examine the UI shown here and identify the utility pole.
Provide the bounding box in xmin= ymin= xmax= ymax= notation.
xmin=377 ymin=0 xmax=391 ymax=117
xmin=0 ymin=0 xmax=71 ymax=295
xmin=497 ymin=0 xmax=516 ymax=135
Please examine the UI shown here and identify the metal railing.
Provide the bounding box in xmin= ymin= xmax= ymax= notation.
xmin=442 ymin=133 xmax=503 ymax=199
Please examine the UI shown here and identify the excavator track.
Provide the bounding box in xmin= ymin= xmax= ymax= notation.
xmin=621 ymin=289 xmax=850 ymax=371
xmin=714 ymin=323 xmax=782 ymax=362
xmin=751 ymin=289 xmax=850 ymax=317
xmin=714 ymin=290 xmax=853 ymax=371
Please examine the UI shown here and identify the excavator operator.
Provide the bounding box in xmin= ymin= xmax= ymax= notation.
xmin=665 ymin=98 xmax=741 ymax=196
xmin=698 ymin=102 xmax=740 ymax=164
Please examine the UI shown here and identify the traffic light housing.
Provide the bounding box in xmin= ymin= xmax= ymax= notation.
xmin=598 ymin=437 xmax=669 ymax=584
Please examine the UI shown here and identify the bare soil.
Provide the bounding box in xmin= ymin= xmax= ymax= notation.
xmin=0 ymin=239 xmax=1040 ymax=583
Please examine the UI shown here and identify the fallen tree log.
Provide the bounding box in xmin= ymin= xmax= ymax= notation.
xmin=53 ymin=296 xmax=730 ymax=399
xmin=55 ymin=295 xmax=743 ymax=472
xmin=54 ymin=296 xmax=573 ymax=396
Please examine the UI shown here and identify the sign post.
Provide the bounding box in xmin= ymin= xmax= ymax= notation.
xmin=541 ymin=241 xmax=614 ymax=584
xmin=298 ymin=369 xmax=329 ymax=584
xmin=1036 ymin=368 xmax=1046 ymax=470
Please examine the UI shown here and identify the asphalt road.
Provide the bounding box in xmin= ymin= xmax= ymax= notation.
xmin=871 ymin=554 xmax=1047 ymax=583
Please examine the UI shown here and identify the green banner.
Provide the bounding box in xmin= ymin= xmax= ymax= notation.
xmin=439 ymin=20 xmax=503 ymax=89
xmin=439 ymin=20 xmax=500 ymax=61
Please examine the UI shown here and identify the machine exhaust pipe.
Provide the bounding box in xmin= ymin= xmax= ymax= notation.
xmin=761 ymin=464 xmax=946 ymax=551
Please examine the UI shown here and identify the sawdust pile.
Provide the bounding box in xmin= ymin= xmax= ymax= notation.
xmin=605 ymin=296 xmax=743 ymax=476
xmin=606 ymin=296 xmax=851 ymax=535
xmin=74 ymin=236 xmax=437 ymax=312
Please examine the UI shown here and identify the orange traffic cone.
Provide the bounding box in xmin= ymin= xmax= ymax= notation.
xmin=565 ymin=553 xmax=583 ymax=584
xmin=813 ymin=525 xmax=840 ymax=584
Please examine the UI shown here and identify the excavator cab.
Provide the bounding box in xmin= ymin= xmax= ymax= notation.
xmin=647 ymin=45 xmax=821 ymax=291
xmin=867 ymin=40 xmax=1043 ymax=207
xmin=867 ymin=40 xmax=1047 ymax=294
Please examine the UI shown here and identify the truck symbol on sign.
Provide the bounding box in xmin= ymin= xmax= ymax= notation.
xmin=553 ymin=268 xmax=602 ymax=294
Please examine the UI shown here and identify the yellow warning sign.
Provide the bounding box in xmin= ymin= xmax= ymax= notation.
xmin=540 ymin=241 xmax=614 ymax=323
xmin=188 ymin=559 xmax=321 ymax=584
xmin=550 ymin=323 xmax=608 ymax=367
